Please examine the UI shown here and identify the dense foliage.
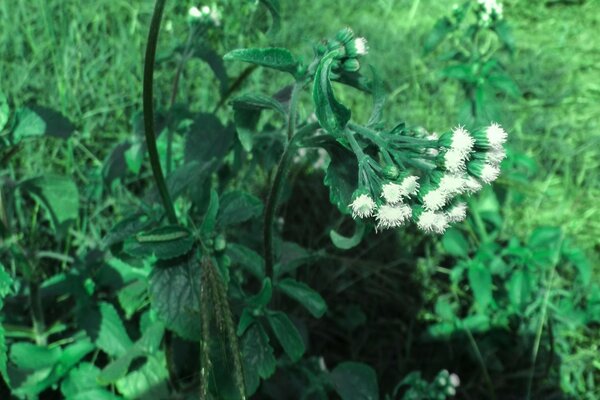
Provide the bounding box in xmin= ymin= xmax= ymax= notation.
xmin=1 ymin=0 xmax=598 ymax=399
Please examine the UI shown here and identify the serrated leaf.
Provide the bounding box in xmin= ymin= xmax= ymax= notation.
xmin=467 ymin=261 xmax=493 ymax=312
xmin=12 ymin=105 xmax=75 ymax=143
xmin=226 ymin=243 xmax=265 ymax=279
xmin=217 ymin=190 xmax=263 ymax=227
xmin=61 ymin=363 xmax=121 ymax=400
xmin=81 ymin=302 xmax=132 ymax=357
xmin=442 ymin=228 xmax=470 ymax=258
xmin=19 ymin=175 xmax=79 ymax=235
xmin=149 ymin=257 xmax=201 ymax=340
xmin=115 ymin=353 xmax=169 ymax=399
xmin=330 ymin=221 xmax=365 ymax=250
xmin=313 ymin=54 xmax=351 ymax=138
xmin=266 ymin=311 xmax=305 ymax=362
xmin=278 ymin=278 xmax=327 ymax=318
xmin=124 ymin=225 xmax=194 ymax=260
xmin=242 ymin=323 xmax=276 ymax=382
xmin=330 ymin=362 xmax=379 ymax=400
xmin=224 ymin=48 xmax=298 ymax=76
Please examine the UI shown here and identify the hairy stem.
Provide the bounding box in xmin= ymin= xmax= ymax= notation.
xmin=143 ymin=0 xmax=177 ymax=224
xmin=263 ymin=122 xmax=319 ymax=280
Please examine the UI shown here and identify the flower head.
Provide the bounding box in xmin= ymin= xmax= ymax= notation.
xmin=443 ymin=148 xmax=468 ymax=173
xmin=354 ymin=37 xmax=368 ymax=55
xmin=446 ymin=202 xmax=467 ymax=223
xmin=188 ymin=6 xmax=202 ymax=18
xmin=481 ymin=163 xmax=500 ymax=183
xmin=350 ymin=194 xmax=376 ymax=219
xmin=487 ymin=148 xmax=507 ymax=165
xmin=464 ymin=176 xmax=483 ymax=193
xmin=376 ymin=204 xmax=412 ymax=230
xmin=422 ymin=188 xmax=449 ymax=211
xmin=450 ymin=373 xmax=461 ymax=387
xmin=486 ymin=122 xmax=507 ymax=148
xmin=381 ymin=182 xmax=403 ymax=204
xmin=439 ymin=174 xmax=467 ymax=195
xmin=417 ymin=210 xmax=449 ymax=234
xmin=400 ymin=175 xmax=420 ymax=197
xmin=451 ymin=126 xmax=475 ymax=154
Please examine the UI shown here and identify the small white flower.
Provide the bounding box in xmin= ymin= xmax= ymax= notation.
xmin=464 ymin=176 xmax=482 ymax=193
xmin=400 ymin=175 xmax=420 ymax=197
xmin=376 ymin=204 xmax=412 ymax=230
xmin=423 ymin=189 xmax=448 ymax=211
xmin=486 ymin=122 xmax=507 ymax=148
xmin=188 ymin=6 xmax=202 ymax=18
xmin=350 ymin=194 xmax=376 ymax=219
xmin=447 ymin=386 xmax=457 ymax=396
xmin=450 ymin=373 xmax=461 ymax=387
xmin=354 ymin=37 xmax=368 ymax=56
xmin=446 ymin=202 xmax=467 ymax=223
xmin=439 ymin=174 xmax=467 ymax=195
xmin=451 ymin=126 xmax=475 ymax=155
xmin=381 ymin=183 xmax=403 ymax=204
xmin=487 ymin=148 xmax=506 ymax=165
xmin=417 ymin=210 xmax=449 ymax=234
xmin=481 ymin=163 xmax=500 ymax=183
xmin=444 ymin=149 xmax=468 ymax=173
xmin=438 ymin=377 xmax=447 ymax=386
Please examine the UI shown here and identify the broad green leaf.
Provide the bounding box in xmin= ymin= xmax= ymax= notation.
xmin=488 ymin=72 xmax=521 ymax=98
xmin=246 ymin=278 xmax=272 ymax=310
xmin=10 ymin=343 xmax=62 ymax=371
xmin=231 ymin=93 xmax=287 ymax=116
xmin=149 ymin=257 xmax=202 ymax=340
xmin=232 ymin=93 xmax=287 ymax=152
xmin=226 ymin=243 xmax=265 ymax=279
xmin=184 ymin=113 xmax=234 ymax=165
xmin=19 ymin=175 xmax=79 ymax=235
xmin=330 ymin=362 xmax=379 ymax=400
xmin=217 ymin=190 xmax=263 ymax=227
xmin=124 ymin=225 xmax=194 ymax=260
xmin=423 ymin=17 xmax=454 ymax=54
xmin=366 ymin=66 xmax=386 ymax=128
xmin=467 ymin=262 xmax=493 ymax=312
xmin=115 ymin=353 xmax=169 ymax=399
xmin=266 ymin=311 xmax=305 ymax=362
xmin=242 ymin=323 xmax=276 ymax=384
xmin=0 ymin=91 xmax=8 ymax=131
xmin=440 ymin=64 xmax=476 ymax=83
xmin=494 ymin=20 xmax=515 ymax=52
xmin=102 ymin=213 xmax=153 ymax=248
xmin=12 ymin=105 xmax=75 ymax=143
xmin=61 ymin=363 xmax=121 ymax=400
xmin=258 ymin=0 xmax=281 ymax=34
xmin=442 ymin=228 xmax=470 ymax=258
xmin=277 ymin=278 xmax=327 ymax=318
xmin=322 ymin=142 xmax=358 ymax=215
xmin=275 ymin=241 xmax=316 ymax=277
xmin=313 ymin=54 xmax=351 ymax=138
xmin=528 ymin=226 xmax=563 ymax=267
xmin=506 ymin=269 xmax=532 ymax=313
xmin=224 ymin=48 xmax=298 ymax=76
xmin=330 ymin=221 xmax=365 ymax=250
xmin=118 ymin=279 xmax=148 ymax=319
xmin=193 ymin=45 xmax=229 ymax=96
xmin=81 ymin=302 xmax=133 ymax=357
xmin=200 ymin=189 xmax=219 ymax=236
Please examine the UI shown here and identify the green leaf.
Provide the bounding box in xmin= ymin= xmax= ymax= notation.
xmin=0 ymin=261 xmax=14 ymax=308
xmin=423 ymin=17 xmax=454 ymax=54
xmin=200 ymin=189 xmax=219 ymax=236
xmin=277 ymin=278 xmax=327 ymax=318
xmin=467 ymin=261 xmax=493 ymax=312
xmin=0 ymin=325 xmax=8 ymax=387
xmin=149 ymin=257 xmax=202 ymax=340
xmin=124 ymin=225 xmax=194 ymax=260
xmin=224 ymin=48 xmax=298 ymax=76
xmin=115 ymin=353 xmax=169 ymax=399
xmin=442 ymin=228 xmax=470 ymax=258
xmin=226 ymin=243 xmax=265 ymax=279
xmin=0 ymin=91 xmax=8 ymax=132
xmin=313 ymin=54 xmax=351 ymax=138
xmin=330 ymin=221 xmax=365 ymax=250
xmin=266 ymin=311 xmax=305 ymax=362
xmin=488 ymin=72 xmax=521 ymax=98
xmin=12 ymin=105 xmax=75 ymax=143
xmin=366 ymin=66 xmax=386 ymax=128
xmin=330 ymin=362 xmax=379 ymax=400
xmin=10 ymin=343 xmax=62 ymax=371
xmin=258 ymin=0 xmax=281 ymax=34
xmin=19 ymin=175 xmax=79 ymax=235
xmin=118 ymin=279 xmax=148 ymax=319
xmin=493 ymin=20 xmax=515 ymax=52
xmin=82 ymin=302 xmax=133 ymax=357
xmin=217 ymin=190 xmax=264 ymax=228
xmin=247 ymin=278 xmax=272 ymax=310
xmin=61 ymin=363 xmax=121 ymax=400
xmin=232 ymin=93 xmax=287 ymax=116
xmin=322 ymin=141 xmax=358 ymax=215
xmin=102 ymin=213 xmax=153 ymax=248
xmin=232 ymin=93 xmax=287 ymax=152
xmin=193 ymin=46 xmax=230 ymax=96
xmin=440 ymin=64 xmax=476 ymax=83
xmin=242 ymin=323 xmax=276 ymax=380
xmin=506 ymin=269 xmax=532 ymax=313
xmin=184 ymin=113 xmax=234 ymax=165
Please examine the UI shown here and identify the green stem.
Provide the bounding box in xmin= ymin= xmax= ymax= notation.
xmin=143 ymin=0 xmax=177 ymax=224
xmin=263 ymin=122 xmax=319 ymax=280
xmin=29 ymin=281 xmax=46 ymax=346
xmin=287 ymin=82 xmax=302 ymax=140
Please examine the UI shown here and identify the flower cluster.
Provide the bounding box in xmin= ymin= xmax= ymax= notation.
xmin=401 ymin=369 xmax=461 ymax=400
xmin=349 ymin=123 xmax=507 ymax=234
xmin=188 ymin=4 xmax=221 ymax=26
xmin=317 ymin=28 xmax=369 ymax=73
xmin=476 ymin=0 xmax=503 ymax=26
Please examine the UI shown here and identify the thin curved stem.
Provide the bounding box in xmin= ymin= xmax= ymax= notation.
xmin=264 ymin=122 xmax=319 ymax=280
xmin=143 ymin=0 xmax=177 ymax=224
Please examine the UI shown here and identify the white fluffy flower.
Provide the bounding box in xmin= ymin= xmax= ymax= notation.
xmin=464 ymin=176 xmax=483 ymax=193
xmin=417 ymin=210 xmax=449 ymax=234
xmin=375 ymin=204 xmax=411 ymax=230
xmin=487 ymin=148 xmax=506 ymax=165
xmin=446 ymin=202 xmax=467 ymax=223
xmin=381 ymin=183 xmax=403 ymax=204
xmin=481 ymin=163 xmax=500 ymax=183
xmin=400 ymin=175 xmax=420 ymax=197
xmin=451 ymin=126 xmax=475 ymax=155
xmin=188 ymin=6 xmax=202 ymax=18
xmin=423 ymin=189 xmax=448 ymax=211
xmin=350 ymin=194 xmax=376 ymax=219
xmin=450 ymin=373 xmax=461 ymax=387
xmin=444 ymin=149 xmax=468 ymax=173
xmin=486 ymin=122 xmax=507 ymax=148
xmin=439 ymin=174 xmax=467 ymax=195
xmin=354 ymin=37 xmax=368 ymax=55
